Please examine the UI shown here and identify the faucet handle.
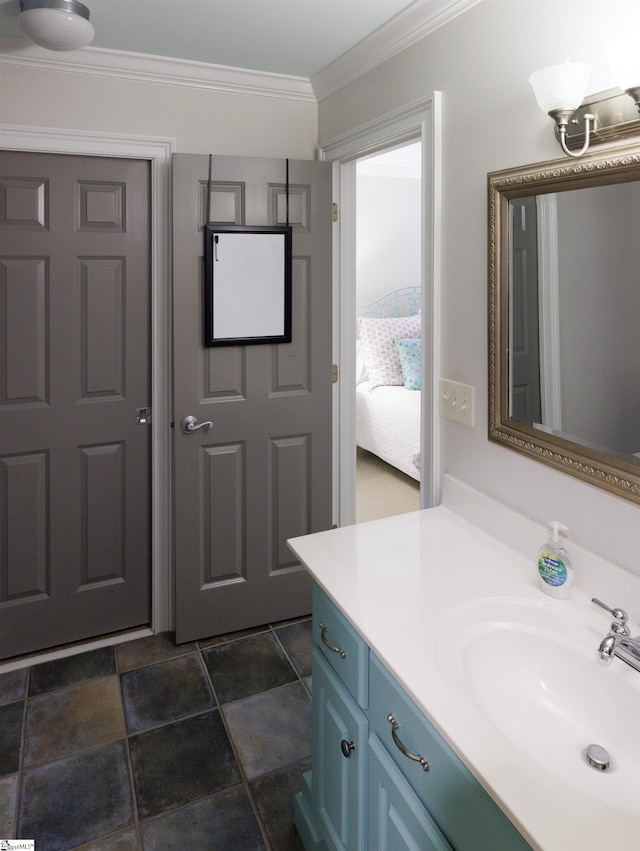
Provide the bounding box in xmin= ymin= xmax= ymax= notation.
xmin=591 ymin=598 xmax=628 ymax=624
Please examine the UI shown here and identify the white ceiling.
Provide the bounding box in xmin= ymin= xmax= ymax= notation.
xmin=0 ymin=0 xmax=428 ymax=78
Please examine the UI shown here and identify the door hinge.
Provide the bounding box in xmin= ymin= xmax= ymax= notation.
xmin=136 ymin=407 xmax=152 ymax=424
xmin=332 ymin=364 xmax=339 ymax=384
xmin=332 ymin=202 xmax=339 ymax=222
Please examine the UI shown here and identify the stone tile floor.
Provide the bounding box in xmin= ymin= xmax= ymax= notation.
xmin=0 ymin=618 xmax=313 ymax=850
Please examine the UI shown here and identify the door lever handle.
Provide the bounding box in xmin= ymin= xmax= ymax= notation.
xmin=181 ymin=416 xmax=214 ymax=434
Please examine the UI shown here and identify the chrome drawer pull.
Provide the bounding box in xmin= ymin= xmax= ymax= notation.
xmin=319 ymin=622 xmax=346 ymax=659
xmin=387 ymin=714 xmax=430 ymax=772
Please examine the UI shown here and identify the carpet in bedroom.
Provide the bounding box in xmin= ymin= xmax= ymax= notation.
xmin=356 ymin=447 xmax=420 ymax=523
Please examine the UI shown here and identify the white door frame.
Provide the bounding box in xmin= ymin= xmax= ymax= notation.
xmin=318 ymin=94 xmax=442 ymax=524
xmin=0 ymin=124 xmax=175 ymax=653
xmin=536 ymin=194 xmax=562 ymax=431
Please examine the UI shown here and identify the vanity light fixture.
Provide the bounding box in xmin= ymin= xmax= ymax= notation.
xmin=18 ymin=0 xmax=94 ymax=52
xmin=528 ymin=61 xmax=595 ymax=158
xmin=604 ymin=35 xmax=640 ymax=116
xmin=530 ymin=40 xmax=640 ymax=159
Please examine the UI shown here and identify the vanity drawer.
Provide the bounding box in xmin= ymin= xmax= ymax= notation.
xmin=368 ymin=653 xmax=532 ymax=851
xmin=313 ymin=585 xmax=368 ymax=709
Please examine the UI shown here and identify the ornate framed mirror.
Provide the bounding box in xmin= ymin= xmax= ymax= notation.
xmin=488 ymin=141 xmax=640 ymax=504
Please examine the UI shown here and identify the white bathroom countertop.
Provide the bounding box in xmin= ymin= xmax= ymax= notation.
xmin=287 ymin=475 xmax=640 ymax=851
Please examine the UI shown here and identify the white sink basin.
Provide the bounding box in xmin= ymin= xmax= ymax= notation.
xmin=437 ymin=597 xmax=640 ymax=812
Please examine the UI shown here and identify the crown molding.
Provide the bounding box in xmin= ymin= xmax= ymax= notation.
xmin=311 ymin=0 xmax=482 ymax=101
xmin=1 ymin=0 xmax=479 ymax=105
xmin=0 ymin=36 xmax=316 ymax=102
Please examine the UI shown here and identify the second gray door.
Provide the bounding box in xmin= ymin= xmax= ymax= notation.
xmin=172 ymin=154 xmax=333 ymax=642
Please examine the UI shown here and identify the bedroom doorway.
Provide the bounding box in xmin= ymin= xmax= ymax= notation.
xmin=320 ymin=93 xmax=442 ymax=528
xmin=355 ymin=142 xmax=422 ymax=523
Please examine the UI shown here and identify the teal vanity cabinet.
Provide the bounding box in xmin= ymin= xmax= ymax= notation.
xmin=295 ymin=585 xmax=533 ymax=851
xmin=307 ymin=583 xmax=369 ymax=851
xmin=311 ymin=650 xmax=367 ymax=850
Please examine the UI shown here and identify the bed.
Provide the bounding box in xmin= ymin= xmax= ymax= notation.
xmin=355 ymin=286 xmax=421 ymax=481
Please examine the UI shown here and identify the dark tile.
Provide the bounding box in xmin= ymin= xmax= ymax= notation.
xmin=0 ymin=668 xmax=28 ymax=706
xmin=198 ymin=624 xmax=270 ymax=649
xmin=0 ymin=774 xmax=18 ymax=837
xmin=0 ymin=702 xmax=24 ymax=776
xmin=250 ymin=759 xmax=311 ymax=851
xmin=29 ymin=646 xmax=115 ymax=696
xmin=140 ymin=785 xmax=266 ymax=850
xmin=274 ymin=620 xmax=313 ymax=678
xmin=116 ymin=633 xmax=196 ymax=673
xmin=81 ymin=827 xmax=141 ymax=850
xmin=223 ymin=682 xmax=312 ymax=781
xmin=121 ymin=653 xmax=215 ymax=734
xmin=19 ymin=741 xmax=134 ymax=851
xmin=23 ymin=676 xmax=125 ymax=768
xmin=203 ymin=633 xmax=296 ymax=703
xmin=130 ymin=710 xmax=241 ymax=819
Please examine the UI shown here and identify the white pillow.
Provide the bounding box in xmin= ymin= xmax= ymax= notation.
xmin=357 ymin=314 xmax=421 ymax=390
xmin=355 ymin=340 xmax=369 ymax=384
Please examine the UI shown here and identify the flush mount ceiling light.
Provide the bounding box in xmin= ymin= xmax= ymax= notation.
xmin=529 ymin=43 xmax=640 ymax=159
xmin=19 ymin=0 xmax=94 ymax=52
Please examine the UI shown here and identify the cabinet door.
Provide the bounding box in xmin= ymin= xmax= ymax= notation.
xmin=312 ymin=649 xmax=367 ymax=851
xmin=369 ymin=734 xmax=453 ymax=851
xmin=369 ymin=654 xmax=532 ymax=850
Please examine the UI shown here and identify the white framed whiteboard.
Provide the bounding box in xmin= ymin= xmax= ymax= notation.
xmin=204 ymin=225 xmax=292 ymax=346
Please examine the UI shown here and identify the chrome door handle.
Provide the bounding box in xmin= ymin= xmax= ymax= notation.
xmin=181 ymin=416 xmax=214 ymax=434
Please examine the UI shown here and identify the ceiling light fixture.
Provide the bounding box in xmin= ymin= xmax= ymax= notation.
xmin=529 ymin=44 xmax=640 ymax=158
xmin=19 ymin=0 xmax=94 ymax=52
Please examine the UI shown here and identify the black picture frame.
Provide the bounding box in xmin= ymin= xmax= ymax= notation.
xmin=204 ymin=224 xmax=293 ymax=347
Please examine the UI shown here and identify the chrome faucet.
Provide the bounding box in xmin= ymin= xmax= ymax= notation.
xmin=591 ymin=598 xmax=640 ymax=672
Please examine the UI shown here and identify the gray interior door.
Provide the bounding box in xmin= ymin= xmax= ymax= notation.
xmin=511 ymin=196 xmax=541 ymax=423
xmin=172 ymin=154 xmax=332 ymax=642
xmin=0 ymin=150 xmax=151 ymax=660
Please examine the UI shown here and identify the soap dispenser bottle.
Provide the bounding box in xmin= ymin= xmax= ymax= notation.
xmin=537 ymin=521 xmax=573 ymax=599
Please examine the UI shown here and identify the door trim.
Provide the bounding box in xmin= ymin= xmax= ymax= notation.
xmin=318 ymin=93 xmax=442 ymax=523
xmin=0 ymin=124 xmax=175 ymax=642
xmin=536 ymin=194 xmax=562 ymax=431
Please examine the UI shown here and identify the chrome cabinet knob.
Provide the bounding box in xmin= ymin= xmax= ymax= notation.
xmin=341 ymin=739 xmax=355 ymax=758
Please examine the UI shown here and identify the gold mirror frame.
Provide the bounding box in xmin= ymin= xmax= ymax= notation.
xmin=488 ymin=141 xmax=640 ymax=505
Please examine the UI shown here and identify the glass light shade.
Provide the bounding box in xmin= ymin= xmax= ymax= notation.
xmin=604 ymin=36 xmax=640 ymax=91
xmin=529 ymin=61 xmax=591 ymax=114
xmin=19 ymin=1 xmax=94 ymax=51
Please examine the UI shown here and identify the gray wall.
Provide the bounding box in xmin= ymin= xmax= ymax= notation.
xmin=0 ymin=64 xmax=317 ymax=158
xmin=356 ymin=169 xmax=421 ymax=307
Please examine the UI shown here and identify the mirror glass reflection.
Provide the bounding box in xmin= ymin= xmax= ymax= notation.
xmin=488 ymin=142 xmax=640 ymax=504
xmin=509 ymin=180 xmax=640 ymax=465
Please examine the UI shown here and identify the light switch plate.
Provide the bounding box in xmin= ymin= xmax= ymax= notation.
xmin=440 ymin=378 xmax=475 ymax=427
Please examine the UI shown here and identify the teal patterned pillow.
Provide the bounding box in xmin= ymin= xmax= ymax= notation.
xmin=394 ymin=338 xmax=421 ymax=390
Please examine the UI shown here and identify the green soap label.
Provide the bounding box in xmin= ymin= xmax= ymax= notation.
xmin=538 ymin=552 xmax=568 ymax=587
